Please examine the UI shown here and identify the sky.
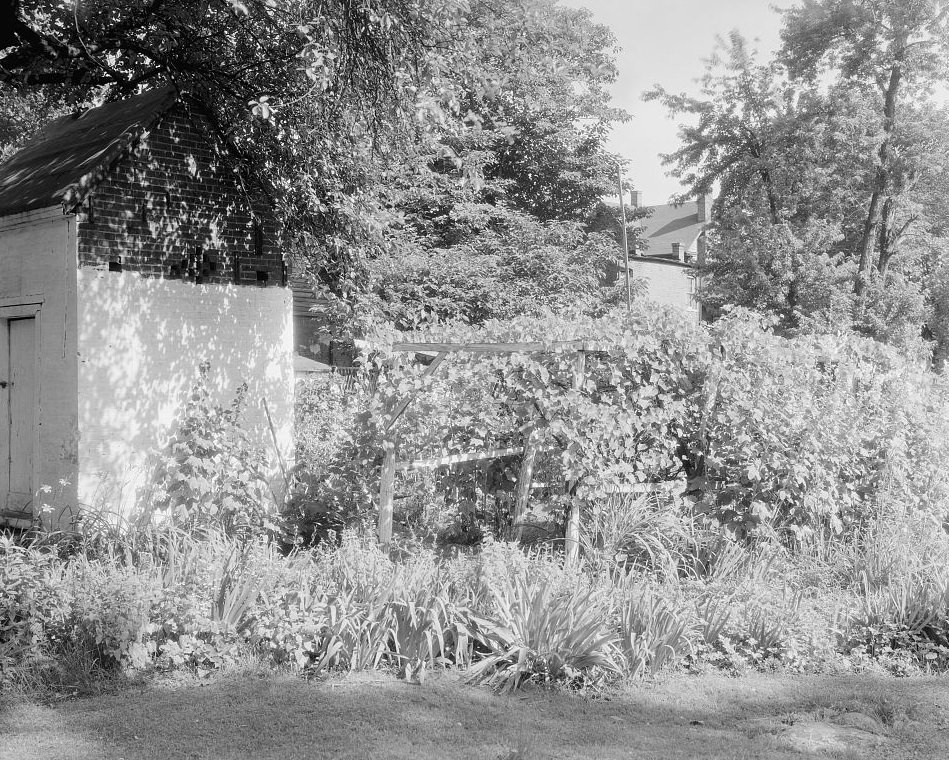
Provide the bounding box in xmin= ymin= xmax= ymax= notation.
xmin=561 ymin=0 xmax=791 ymax=205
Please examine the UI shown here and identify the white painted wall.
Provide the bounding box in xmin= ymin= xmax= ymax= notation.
xmin=76 ymin=269 xmax=293 ymax=517
xmin=0 ymin=208 xmax=79 ymax=529
xmin=627 ymin=259 xmax=701 ymax=325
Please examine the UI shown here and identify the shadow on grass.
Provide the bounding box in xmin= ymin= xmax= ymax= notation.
xmin=2 ymin=670 xmax=948 ymax=760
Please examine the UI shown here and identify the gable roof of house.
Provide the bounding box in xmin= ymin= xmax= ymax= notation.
xmin=0 ymin=85 xmax=179 ymax=218
xmin=602 ymin=196 xmax=707 ymax=260
xmin=637 ymin=200 xmax=705 ymax=258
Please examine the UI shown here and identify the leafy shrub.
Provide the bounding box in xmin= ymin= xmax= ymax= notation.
xmin=152 ymin=362 xmax=275 ymax=541
xmin=246 ymin=568 xmax=465 ymax=677
xmin=0 ymin=538 xmax=69 ymax=685
xmin=287 ymin=375 xmax=372 ymax=543
xmin=62 ymin=556 xmax=161 ymax=670
xmin=352 ymin=308 xmax=948 ymax=547
xmin=294 ymin=375 xmax=360 ymax=472
xmin=842 ymin=570 xmax=949 ymax=672
xmin=685 ymin=312 xmax=949 ymax=539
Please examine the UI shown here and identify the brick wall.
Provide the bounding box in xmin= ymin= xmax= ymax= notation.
xmin=627 ymin=258 xmax=702 ymax=325
xmin=76 ymin=269 xmax=294 ymax=515
xmin=77 ymin=103 xmax=284 ymax=287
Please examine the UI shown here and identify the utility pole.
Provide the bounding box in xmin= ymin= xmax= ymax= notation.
xmin=617 ymin=167 xmax=631 ymax=313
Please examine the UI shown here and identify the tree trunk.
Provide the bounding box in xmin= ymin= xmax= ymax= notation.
xmin=855 ymin=60 xmax=903 ymax=297
xmin=760 ymin=166 xmax=781 ymax=226
xmin=876 ymin=196 xmax=897 ymax=279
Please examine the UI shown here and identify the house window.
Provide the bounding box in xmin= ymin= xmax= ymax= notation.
xmin=688 ymin=275 xmax=699 ymax=311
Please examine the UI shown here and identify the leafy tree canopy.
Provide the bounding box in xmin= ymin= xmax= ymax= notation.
xmin=647 ymin=3 xmax=949 ymax=363
xmin=2 ymin=0 xmax=630 ymax=325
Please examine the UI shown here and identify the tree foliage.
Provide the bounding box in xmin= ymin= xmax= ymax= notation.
xmin=1 ymin=0 xmax=472 ymax=294
xmin=351 ymin=0 xmax=628 ymax=330
xmin=648 ymin=7 xmax=949 ymax=361
xmin=3 ymin=0 xmax=628 ymax=325
xmin=369 ymin=212 xmax=622 ymax=329
xmin=294 ymin=308 xmax=949 ymax=542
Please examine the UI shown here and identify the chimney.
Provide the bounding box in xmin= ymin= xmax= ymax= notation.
xmin=672 ymin=242 xmax=684 ymax=262
xmin=629 ymin=190 xmax=644 ymax=208
xmin=697 ymin=192 xmax=711 ymax=223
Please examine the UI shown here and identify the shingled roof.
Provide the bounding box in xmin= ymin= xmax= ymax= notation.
xmin=0 ymin=86 xmax=179 ymax=218
xmin=638 ymin=199 xmax=705 ymax=258
xmin=603 ymin=195 xmax=709 ymax=260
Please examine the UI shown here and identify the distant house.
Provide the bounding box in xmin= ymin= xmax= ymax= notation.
xmin=609 ymin=191 xmax=711 ymax=323
xmin=0 ymin=86 xmax=293 ymax=529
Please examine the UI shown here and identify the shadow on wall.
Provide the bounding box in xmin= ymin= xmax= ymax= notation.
xmin=63 ymin=102 xmax=293 ymax=520
xmin=77 ymin=108 xmax=283 ymax=286
xmin=75 ymin=269 xmax=293 ymax=518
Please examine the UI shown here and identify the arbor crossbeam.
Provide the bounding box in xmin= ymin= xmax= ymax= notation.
xmin=391 ymin=341 xmax=604 ymax=354
xmin=395 ymin=446 xmax=532 ymax=472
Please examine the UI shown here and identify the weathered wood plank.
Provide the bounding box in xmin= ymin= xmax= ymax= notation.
xmin=8 ymin=318 xmax=35 ymax=509
xmin=513 ymin=426 xmax=538 ymax=539
xmin=565 ymin=350 xmax=585 ymax=566
xmin=378 ymin=442 xmax=397 ymax=545
xmin=395 ymin=446 xmax=528 ymax=471
xmin=0 ymin=320 xmax=9 ymax=508
xmin=390 ymin=340 xmax=598 ymax=354
xmin=598 ymin=482 xmax=683 ymax=495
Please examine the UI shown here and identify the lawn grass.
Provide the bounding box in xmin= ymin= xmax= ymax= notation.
xmin=2 ymin=669 xmax=948 ymax=760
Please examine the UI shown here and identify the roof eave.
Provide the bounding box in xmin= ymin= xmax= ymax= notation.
xmin=0 ymin=205 xmax=70 ymax=231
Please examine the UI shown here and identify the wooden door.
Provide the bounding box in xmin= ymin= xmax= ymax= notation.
xmin=0 ymin=316 xmax=36 ymax=514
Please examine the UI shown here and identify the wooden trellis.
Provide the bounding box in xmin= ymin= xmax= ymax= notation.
xmin=377 ymin=340 xmax=591 ymax=562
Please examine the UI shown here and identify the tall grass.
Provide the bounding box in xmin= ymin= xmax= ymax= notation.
xmin=582 ymin=494 xmax=689 ymax=580
xmin=616 ymin=584 xmax=696 ymax=678
xmin=464 ymin=570 xmax=621 ymax=692
xmin=8 ymin=490 xmax=949 ymax=695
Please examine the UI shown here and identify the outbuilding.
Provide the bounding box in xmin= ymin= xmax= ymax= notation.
xmin=0 ymin=86 xmax=293 ymax=529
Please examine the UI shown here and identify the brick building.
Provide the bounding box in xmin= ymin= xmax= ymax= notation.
xmin=608 ymin=191 xmax=711 ymax=324
xmin=0 ymin=86 xmax=293 ymax=529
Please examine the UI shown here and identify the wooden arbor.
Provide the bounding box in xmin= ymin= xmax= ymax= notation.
xmin=376 ymin=340 xmax=592 ymax=562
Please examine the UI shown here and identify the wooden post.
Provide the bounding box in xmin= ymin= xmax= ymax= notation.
xmin=565 ymin=503 xmax=581 ymax=566
xmin=618 ymin=167 xmax=632 ymax=314
xmin=565 ymin=351 xmax=586 ymax=566
xmin=513 ymin=426 xmax=538 ymax=540
xmin=378 ymin=440 xmax=397 ymax=546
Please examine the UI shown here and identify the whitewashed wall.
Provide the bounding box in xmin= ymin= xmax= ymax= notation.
xmin=0 ymin=209 xmax=79 ymax=529
xmin=76 ymin=269 xmax=293 ymax=517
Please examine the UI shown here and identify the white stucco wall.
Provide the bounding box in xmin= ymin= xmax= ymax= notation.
xmin=0 ymin=208 xmax=79 ymax=528
xmin=627 ymin=258 xmax=701 ymax=325
xmin=76 ymin=269 xmax=293 ymax=516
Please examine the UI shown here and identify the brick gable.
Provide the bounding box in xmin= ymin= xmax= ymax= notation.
xmin=76 ymin=104 xmax=284 ymax=286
